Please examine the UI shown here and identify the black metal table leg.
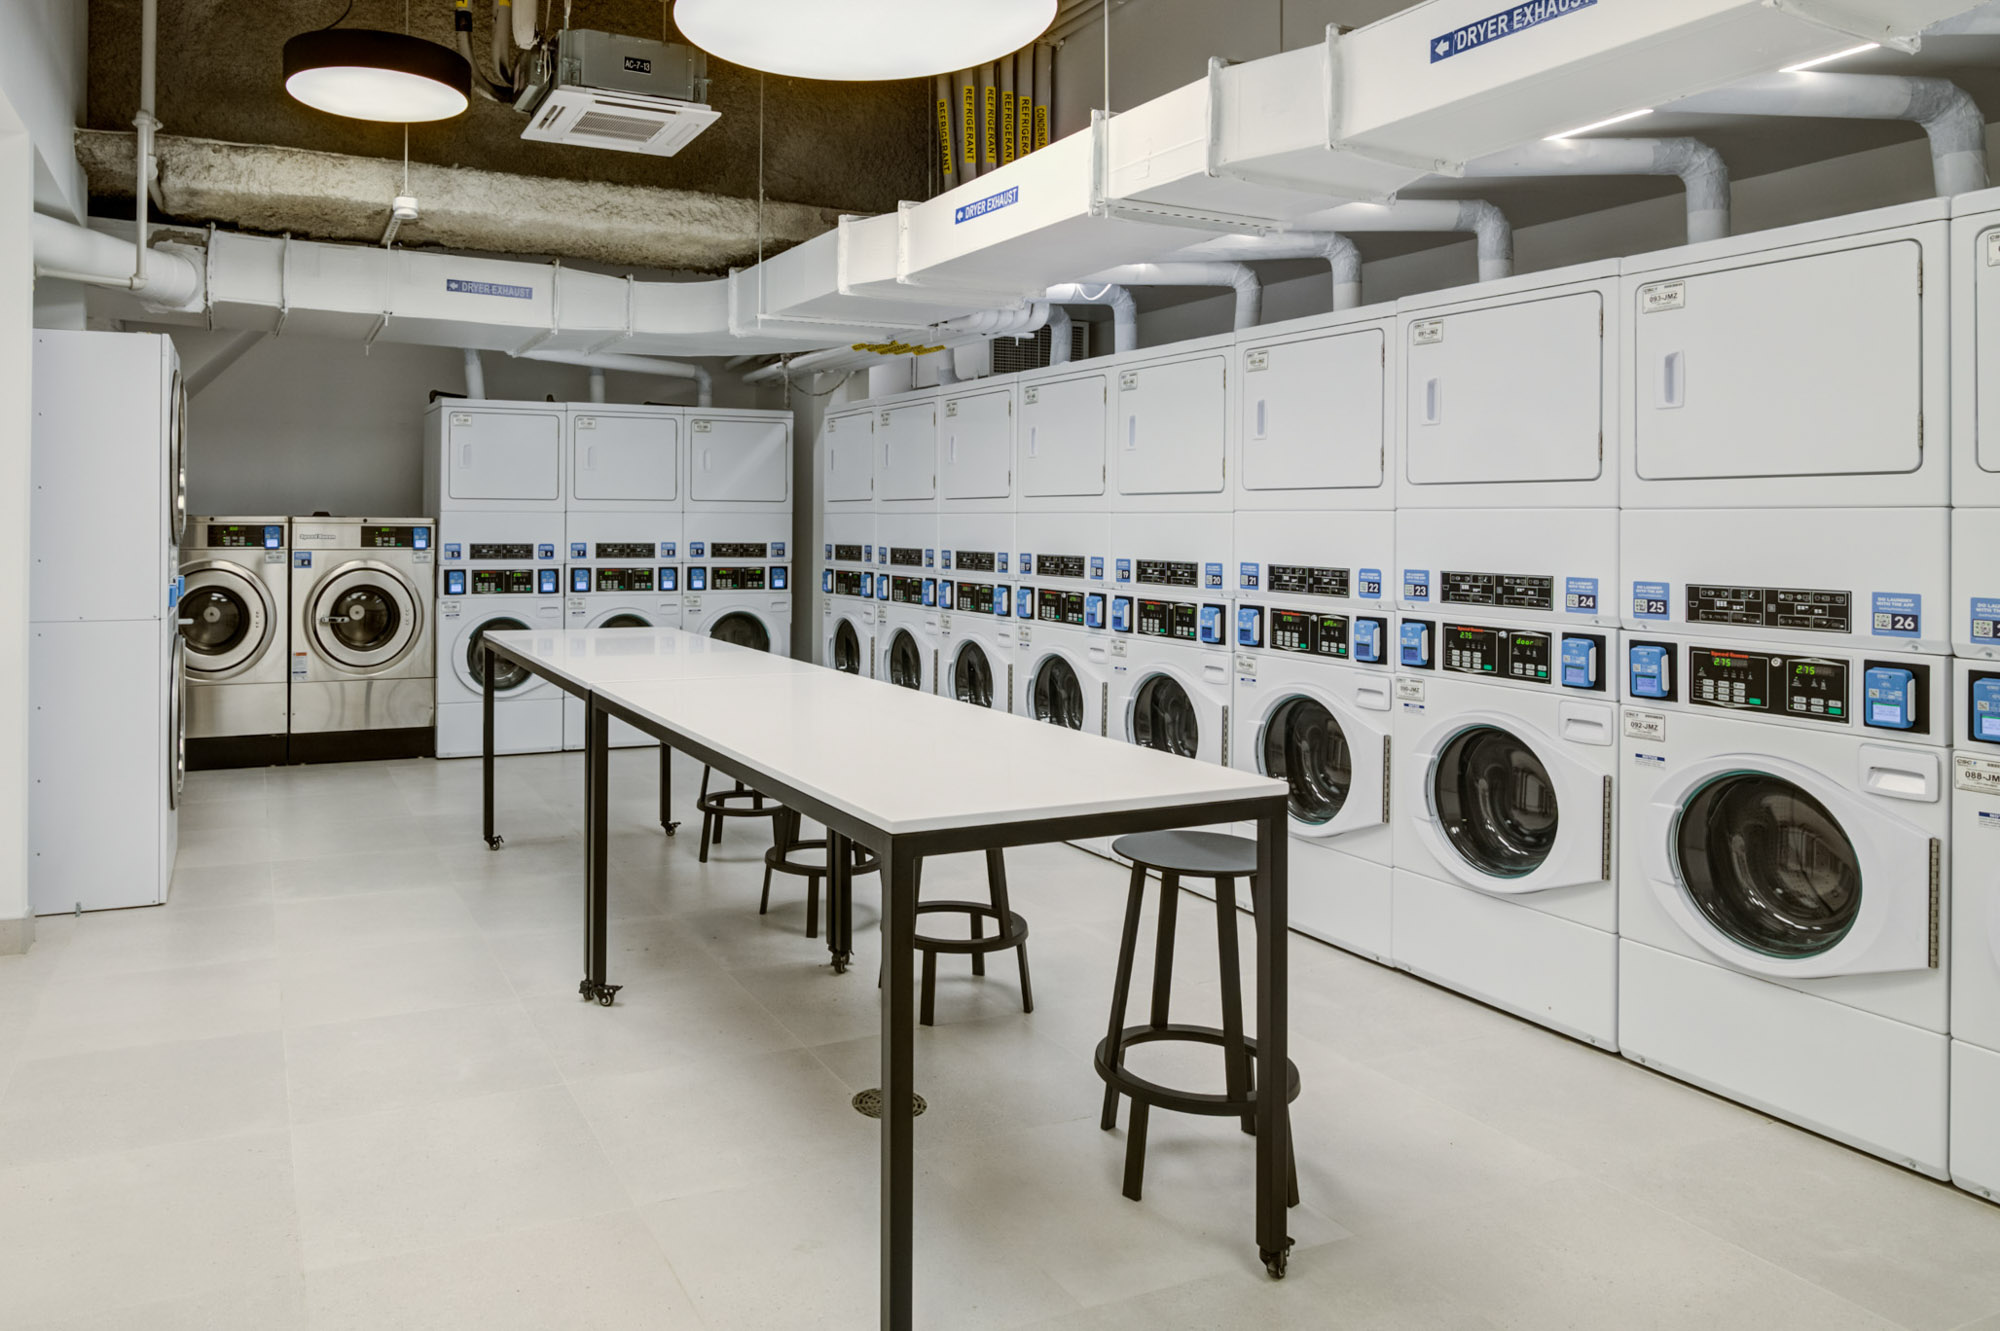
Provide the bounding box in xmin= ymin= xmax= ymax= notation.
xmin=826 ymin=830 xmax=853 ymax=973
xmin=659 ymin=743 xmax=679 ymax=836
xmin=880 ymin=837 xmax=917 ymax=1331
xmin=1254 ymin=800 xmax=1292 ymax=1278
xmin=579 ymin=696 xmax=620 ymax=1007
xmin=481 ymin=642 xmax=502 ymax=849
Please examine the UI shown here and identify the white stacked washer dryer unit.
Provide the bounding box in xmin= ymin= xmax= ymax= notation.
xmin=1951 ymin=657 xmax=2000 ymax=1199
xmin=433 ymin=512 xmax=565 ymax=757
xmin=1229 ymin=303 xmax=1398 ymax=958
xmin=1953 ymin=189 xmax=2000 ymax=664
xmin=938 ymin=376 xmax=1019 ymax=712
xmin=1619 ymin=634 xmax=1951 ymax=1176
xmin=821 ymin=399 xmax=879 ymax=675
xmin=289 ymin=517 xmax=437 ymax=757
xmin=180 ymin=517 xmax=290 ymax=768
xmin=870 ymin=386 xmax=942 ymax=693
xmin=563 ymin=403 xmax=683 ymax=750
xmin=30 ymin=330 xmax=184 ymax=914
xmin=1618 ymin=199 xmax=1952 ymax=658
xmin=1393 ymin=611 xmax=1619 ymax=1046
xmin=684 ymin=407 xmax=794 ymax=655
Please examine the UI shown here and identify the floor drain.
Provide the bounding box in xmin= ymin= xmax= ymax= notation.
xmin=851 ymin=1088 xmax=927 ymax=1119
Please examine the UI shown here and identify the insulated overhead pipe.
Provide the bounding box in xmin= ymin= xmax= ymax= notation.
xmin=954 ymin=68 xmax=978 ymax=180
xmin=1291 ymin=199 xmax=1514 ymax=282
xmin=1668 ymin=72 xmax=1988 ymax=198
xmin=1461 ymin=138 xmax=1730 ymax=243
xmin=1077 ymin=262 xmax=1262 ymax=330
xmin=463 ymin=348 xmax=486 ymax=399
xmin=518 ymin=349 xmax=713 ymax=406
xmin=1046 ymin=304 xmax=1073 ymax=364
xmin=30 ymin=213 xmax=203 ymax=308
xmin=1045 ymin=283 xmax=1137 ymax=352
xmin=978 ymin=62 xmax=999 ymax=174
xmin=1166 ymin=233 xmax=1362 ymax=311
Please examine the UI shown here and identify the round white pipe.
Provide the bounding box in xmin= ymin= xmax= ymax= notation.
xmin=136 ymin=0 xmax=159 ymax=275
xmin=1046 ymin=304 xmax=1072 ymax=364
xmin=936 ymin=353 xmax=961 ymax=385
xmin=1462 ymin=137 xmax=1730 ymax=244
xmin=936 ymin=301 xmax=1050 ymax=338
xmin=1078 ymin=262 xmax=1261 ymax=330
xmin=1166 ymin=232 xmax=1362 ymax=311
xmin=1669 ymin=73 xmax=1987 ymax=198
xmin=588 ymin=366 xmax=606 ymax=403
xmin=1292 ymin=199 xmax=1514 ymax=281
xmin=1046 ymin=283 xmax=1137 ymax=352
xmin=30 ymin=214 xmax=202 ymax=308
xmin=463 ymin=348 xmax=486 ymax=399
xmin=511 ymin=0 xmax=536 ymax=48
xmin=519 ymin=349 xmax=713 ymax=407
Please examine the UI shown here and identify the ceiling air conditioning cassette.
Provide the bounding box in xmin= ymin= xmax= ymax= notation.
xmin=517 ymin=28 xmax=719 ymax=157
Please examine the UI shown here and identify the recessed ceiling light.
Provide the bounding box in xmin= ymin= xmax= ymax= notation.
xmin=1545 ymin=108 xmax=1654 ymax=141
xmin=283 ymin=29 xmax=472 ymax=122
xmin=674 ymin=0 xmax=1057 ymax=81
xmin=1781 ymin=43 xmax=1881 ymax=74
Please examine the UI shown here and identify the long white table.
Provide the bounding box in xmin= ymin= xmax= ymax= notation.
xmin=478 ymin=627 xmax=1294 ymax=1329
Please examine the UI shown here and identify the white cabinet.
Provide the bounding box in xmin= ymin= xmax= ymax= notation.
xmin=445 ymin=407 xmax=563 ymax=503
xmin=1238 ymin=324 xmax=1387 ymax=504
xmin=823 ymin=408 xmax=875 ymax=505
xmin=689 ymin=412 xmax=790 ymax=506
xmin=940 ymin=385 xmax=1014 ymax=504
xmin=1115 ymin=351 xmax=1227 ymax=500
xmin=878 ymin=398 xmax=939 ymax=504
xmin=1019 ymin=371 xmax=1110 ymax=502
xmin=571 ymin=409 xmax=678 ymax=504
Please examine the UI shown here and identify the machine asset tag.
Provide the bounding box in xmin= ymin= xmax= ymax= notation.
xmin=1395 ymin=679 xmax=1424 ymax=704
xmin=576 ymin=417 xmax=596 ymax=430
xmin=938 ymin=613 xmax=953 ymax=633
xmin=1119 ymin=371 xmax=1139 ymax=390
xmin=684 ymin=595 xmax=702 ymax=611
xmin=945 ymin=400 xmax=958 ymax=418
xmin=1235 ymin=653 xmax=1258 ymax=680
xmin=1246 ymin=350 xmax=1269 ymax=373
xmin=692 ymin=419 xmax=712 ymax=433
xmin=1111 ymin=639 xmax=1128 ymax=658
xmin=264 ymin=551 xmax=285 ymax=564
xmin=1410 ymin=319 xmax=1443 ymax=346
xmin=1623 ymin=710 xmax=1667 ymax=742
xmin=291 ymin=652 xmax=309 ymax=681
xmin=1956 ymin=754 xmax=2000 ymax=795
xmin=1639 ymin=280 xmax=1686 ymax=313
xmin=1024 ymin=387 xmax=1038 ymax=405
xmin=1987 ymin=231 xmax=2000 ymax=267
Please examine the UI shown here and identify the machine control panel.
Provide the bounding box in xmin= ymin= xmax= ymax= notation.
xmin=1864 ymin=667 xmax=1917 ymax=731
xmin=699 ymin=566 xmax=768 ymax=592
xmin=1629 ymin=644 xmax=1673 ymax=700
xmin=712 ymin=542 xmax=767 ymax=559
xmin=590 ymin=567 xmax=656 ymax=593
xmin=955 ymin=582 xmax=1009 ymax=616
xmin=1400 ymin=620 xmax=1433 ymax=669
xmin=890 ymin=546 xmax=924 ymax=567
xmin=1972 ymin=674 xmax=2000 ymax=744
xmin=471 ymin=568 xmax=537 ymax=595
xmin=955 ymin=550 xmax=997 ymax=573
xmin=1687 ymin=586 xmax=1851 ymax=635
xmin=470 ymin=543 xmax=532 ymax=561
xmin=1442 ymin=625 xmax=1550 ymax=682
xmin=595 ymin=542 xmax=655 ymax=560
xmin=1085 ymin=594 xmax=1107 ymax=630
xmin=1038 ymin=589 xmax=1087 ymax=626
xmin=364 ymin=525 xmax=431 ymax=550
xmin=1036 ymin=554 xmax=1086 ymax=581
xmin=1267 ymin=564 xmax=1350 ymax=599
xmin=1137 ymin=599 xmax=1198 ymax=641
xmin=1136 ymin=559 xmax=1198 ymax=588
xmin=1689 ymin=647 xmax=1848 ymax=723
xmin=206 ymin=523 xmax=286 ymax=549
xmin=833 ymin=570 xmax=866 ymax=598
xmin=833 ymin=544 xmax=864 ymax=563
xmin=1442 ymin=570 xmax=1554 ymax=612
xmin=1111 ymin=597 xmax=1133 ymax=633
xmin=889 ymin=575 xmax=925 ymax=604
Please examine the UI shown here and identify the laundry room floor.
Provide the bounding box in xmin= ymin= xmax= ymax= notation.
xmin=3 ymin=752 xmax=1999 ymax=1331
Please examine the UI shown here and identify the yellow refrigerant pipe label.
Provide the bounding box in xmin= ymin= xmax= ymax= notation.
xmin=1035 ymin=104 xmax=1049 ymax=151
xmin=962 ymin=86 xmax=976 ymax=167
xmin=983 ymin=86 xmax=997 ymax=165
xmin=1017 ymin=92 xmax=1032 ymax=158
xmin=1000 ymin=90 xmax=1016 ymax=163
xmin=936 ymin=96 xmax=953 ymax=177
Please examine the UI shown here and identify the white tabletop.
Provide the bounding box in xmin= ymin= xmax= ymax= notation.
xmin=483 ymin=627 xmax=822 ymax=693
xmin=603 ymin=668 xmax=1284 ymax=837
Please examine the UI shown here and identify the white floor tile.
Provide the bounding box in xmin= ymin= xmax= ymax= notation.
xmin=278 ymin=933 xmax=515 ymax=1029
xmin=15 ymin=956 xmax=282 ymax=1061
xmin=283 ymin=1000 xmax=561 ymax=1124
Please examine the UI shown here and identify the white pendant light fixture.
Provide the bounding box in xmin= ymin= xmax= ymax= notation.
xmin=283 ymin=29 xmax=472 ymax=122
xmin=674 ymin=0 xmax=1056 ymax=81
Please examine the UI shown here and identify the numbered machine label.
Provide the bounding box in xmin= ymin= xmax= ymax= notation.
xmin=1957 ymin=754 xmax=2000 ymax=796
xmin=1624 ymin=710 xmax=1667 ymax=742
xmin=1639 ymin=280 xmax=1687 ymax=313
xmin=1871 ymin=592 xmax=1921 ymax=639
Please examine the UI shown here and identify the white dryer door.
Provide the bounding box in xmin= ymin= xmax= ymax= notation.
xmin=1639 ymin=753 xmax=1939 ymax=979
xmin=1409 ymin=709 xmax=1611 ymax=895
xmin=1253 ymin=686 xmax=1389 ymax=840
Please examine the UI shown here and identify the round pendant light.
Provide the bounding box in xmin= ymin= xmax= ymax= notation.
xmin=283 ymin=29 xmax=472 ymax=122
xmin=674 ymin=0 xmax=1056 ymax=82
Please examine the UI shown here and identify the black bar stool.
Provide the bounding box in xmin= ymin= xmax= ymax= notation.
xmin=696 ymin=765 xmax=783 ymax=863
xmin=762 ymin=807 xmax=880 ymax=939
xmin=880 ymin=853 xmax=1033 ymax=1025
xmin=1097 ymin=830 xmax=1300 ymax=1205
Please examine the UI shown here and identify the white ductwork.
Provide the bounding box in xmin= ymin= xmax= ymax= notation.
xmin=1461 ymin=138 xmax=1731 ymax=243
xmin=463 ymin=348 xmax=486 ymax=399
xmin=588 ymin=367 xmax=607 ymax=402
xmin=935 ymin=302 xmax=1050 ymax=339
xmin=1077 ymin=263 xmax=1262 ymax=331
xmin=1044 ymin=283 xmax=1138 ymax=353
xmin=937 ymin=354 xmax=962 ymax=385
xmin=1046 ymin=304 xmax=1073 ymax=365
xmin=1668 ymin=72 xmax=1988 ymax=198
xmin=1926 ymin=1 xmax=2000 ymax=32
xmin=31 ymin=214 xmax=204 ymax=309
xmin=518 ymin=349 xmax=714 ymax=407
xmin=512 ymin=0 xmax=536 ymax=48
xmin=1290 ymin=199 xmax=1514 ymax=282
xmin=1166 ymin=232 xmax=1362 ymax=311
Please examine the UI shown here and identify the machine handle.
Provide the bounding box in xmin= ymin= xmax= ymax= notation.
xmin=1658 ymin=351 xmax=1685 ymax=409
xmin=460 ymin=440 xmax=473 ymax=468
xmin=1125 ymin=414 xmax=1138 ymax=451
xmin=584 ymin=444 xmax=596 ymax=470
xmin=1253 ymin=399 xmax=1267 ymax=441
xmin=1422 ymin=378 xmax=1441 ymax=426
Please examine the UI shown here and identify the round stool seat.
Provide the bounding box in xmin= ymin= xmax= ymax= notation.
xmin=1111 ymin=830 xmax=1257 ymax=877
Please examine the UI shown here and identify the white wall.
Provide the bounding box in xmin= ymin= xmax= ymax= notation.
xmin=0 ymin=0 xmax=85 ymax=220
xmin=0 ymin=110 xmax=35 ymax=952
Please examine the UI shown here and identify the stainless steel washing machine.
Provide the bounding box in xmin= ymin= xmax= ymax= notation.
xmin=180 ymin=517 xmax=290 ymax=764
xmin=289 ymin=516 xmax=436 ymax=756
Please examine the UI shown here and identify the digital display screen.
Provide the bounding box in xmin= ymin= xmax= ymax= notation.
xmin=1137 ymin=599 xmax=1198 ymax=640
xmin=890 ymin=547 xmax=925 ymax=567
xmin=470 ymin=543 xmax=533 ymax=561
xmin=364 ymin=525 xmax=425 ymax=549
xmin=472 ymin=568 xmax=536 ymax=595
xmin=710 ymin=566 xmax=769 ymax=592
xmin=1270 ymin=609 xmax=1314 ymax=653
xmin=1441 ymin=624 xmax=1552 ymax=681
xmin=597 ymin=543 xmax=653 ymax=560
xmin=954 ymin=550 xmax=996 ymax=573
xmin=833 ymin=544 xmax=864 ymax=563
xmin=1442 ymin=571 xmax=1555 ymax=612
xmin=1268 ymin=565 xmax=1350 ymax=599
xmin=1038 ymin=589 xmax=1086 ymax=625
xmin=833 ymin=570 xmax=866 ymax=597
xmin=205 ymin=524 xmax=266 ymax=548
xmin=594 ymin=567 xmax=654 ymax=593
xmin=713 ymin=542 xmax=767 ymax=559
xmin=891 ymin=575 xmax=927 ymax=604
xmin=956 ymin=582 xmax=1004 ymax=615
xmin=1312 ymin=614 xmax=1350 ymax=659
xmin=1037 ymin=554 xmax=1086 ymax=581
xmin=1687 ymin=586 xmax=1851 ymax=634
xmin=1785 ymin=657 xmax=1848 ymax=721
xmin=1137 ymin=559 xmax=1197 ymax=588
xmin=1689 ymin=648 xmax=1849 ymax=721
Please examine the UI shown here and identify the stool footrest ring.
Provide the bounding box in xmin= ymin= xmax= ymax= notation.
xmin=1095 ymin=1024 xmax=1302 ymax=1119
xmin=912 ymin=901 xmax=1029 ymax=955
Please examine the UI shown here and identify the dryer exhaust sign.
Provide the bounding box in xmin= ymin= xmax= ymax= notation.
xmin=1430 ymin=0 xmax=1595 ymax=63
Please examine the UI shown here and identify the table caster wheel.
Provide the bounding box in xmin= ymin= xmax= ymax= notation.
xmin=596 ymin=984 xmax=621 ymax=1007
xmin=662 ymin=821 xmax=680 ymax=837
xmin=831 ymin=954 xmax=850 ymax=975
xmin=485 ymin=835 xmax=504 ymax=851
xmin=1261 ymin=1243 xmax=1292 ymax=1279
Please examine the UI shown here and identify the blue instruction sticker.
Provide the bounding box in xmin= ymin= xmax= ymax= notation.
xmin=1632 ymin=581 xmax=1670 ymax=621
xmin=1565 ymin=576 xmax=1599 ymax=614
xmin=1972 ymin=597 xmax=2000 ymax=642
xmin=1240 ymin=562 xmax=1260 ymax=591
xmin=1115 ymin=558 xmax=1131 ymax=584
xmin=292 ymin=551 xmax=312 ymax=569
xmin=446 ymin=278 xmax=534 ymax=300
xmin=954 ymin=186 xmax=1020 ymax=225
xmin=1358 ymin=568 xmax=1383 ymax=599
xmin=1871 ymin=592 xmax=1922 ymax=638
xmin=1402 ymin=569 xmax=1430 ymax=602
xmin=1204 ymin=562 xmax=1224 ymax=590
xmin=1431 ymin=0 xmax=1596 ymax=64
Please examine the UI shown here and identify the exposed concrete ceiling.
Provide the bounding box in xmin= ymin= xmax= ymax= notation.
xmin=77 ymin=129 xmax=840 ymax=272
xmin=87 ymin=0 xmax=932 ymax=230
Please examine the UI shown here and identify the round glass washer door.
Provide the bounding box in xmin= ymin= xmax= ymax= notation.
xmin=595 ymin=612 xmax=653 ymax=630
xmin=466 ymin=617 xmax=535 ymax=693
xmin=888 ymin=628 xmax=925 ymax=690
xmin=1432 ymin=725 xmax=1560 ymax=879
xmin=711 ymin=611 xmax=770 ymax=652
xmin=1674 ymin=772 xmax=1862 ymax=959
xmin=1131 ymin=673 xmax=1199 ymax=758
xmin=179 ymin=564 xmax=275 ymax=677
xmin=833 ymin=619 xmax=862 ymax=675
xmin=953 ymin=641 xmax=994 ymax=708
xmin=1262 ymin=695 xmax=1352 ymax=825
xmin=1032 ymin=654 xmax=1083 ymax=730
xmin=308 ymin=561 xmax=422 ymax=672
